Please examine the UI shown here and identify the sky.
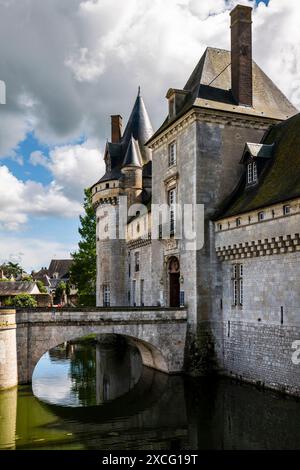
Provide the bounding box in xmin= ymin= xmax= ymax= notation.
xmin=0 ymin=0 xmax=299 ymax=272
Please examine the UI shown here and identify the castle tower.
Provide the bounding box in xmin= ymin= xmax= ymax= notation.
xmin=121 ymin=135 xmax=143 ymax=207
xmin=91 ymin=89 xmax=153 ymax=307
xmin=147 ymin=5 xmax=297 ymax=373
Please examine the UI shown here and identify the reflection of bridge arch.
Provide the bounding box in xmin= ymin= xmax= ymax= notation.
xmin=15 ymin=308 xmax=187 ymax=384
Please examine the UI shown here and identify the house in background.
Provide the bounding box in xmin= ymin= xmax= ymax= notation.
xmin=32 ymin=259 xmax=77 ymax=306
xmin=0 ymin=281 xmax=51 ymax=307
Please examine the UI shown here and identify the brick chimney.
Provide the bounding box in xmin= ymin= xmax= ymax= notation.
xmin=230 ymin=5 xmax=253 ymax=107
xmin=111 ymin=115 xmax=122 ymax=143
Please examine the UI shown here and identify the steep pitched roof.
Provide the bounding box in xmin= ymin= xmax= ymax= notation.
xmin=123 ymin=136 xmax=142 ymax=167
xmin=147 ymin=47 xmax=297 ymax=144
xmin=93 ymin=89 xmax=153 ymax=185
xmin=215 ymin=113 xmax=300 ymax=218
xmin=48 ymin=259 xmax=73 ymax=279
xmin=121 ymin=89 xmax=153 ymax=164
xmin=0 ymin=281 xmax=40 ymax=296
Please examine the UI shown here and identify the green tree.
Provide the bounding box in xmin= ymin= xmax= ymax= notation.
xmin=4 ymin=294 xmax=37 ymax=308
xmin=0 ymin=262 xmax=24 ymax=278
xmin=70 ymin=189 xmax=96 ymax=306
xmin=36 ymin=280 xmax=47 ymax=294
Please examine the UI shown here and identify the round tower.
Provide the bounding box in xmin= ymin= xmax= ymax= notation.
xmin=121 ymin=135 xmax=143 ymax=207
xmin=91 ymin=88 xmax=153 ymax=308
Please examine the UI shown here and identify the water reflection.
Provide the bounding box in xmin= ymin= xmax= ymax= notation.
xmin=33 ymin=335 xmax=143 ymax=407
xmin=1 ymin=336 xmax=300 ymax=450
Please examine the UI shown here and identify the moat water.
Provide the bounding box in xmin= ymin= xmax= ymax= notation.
xmin=1 ymin=335 xmax=300 ymax=450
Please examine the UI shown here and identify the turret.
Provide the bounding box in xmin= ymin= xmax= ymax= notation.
xmin=90 ymin=88 xmax=154 ymax=307
xmin=121 ymin=135 xmax=143 ymax=207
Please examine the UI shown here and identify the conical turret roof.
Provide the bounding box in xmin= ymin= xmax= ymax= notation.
xmin=122 ymin=87 xmax=153 ymax=164
xmin=122 ymin=135 xmax=142 ymax=168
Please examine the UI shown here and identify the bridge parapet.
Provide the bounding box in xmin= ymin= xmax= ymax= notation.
xmin=16 ymin=307 xmax=187 ymax=325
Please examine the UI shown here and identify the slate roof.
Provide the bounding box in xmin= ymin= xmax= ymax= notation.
xmin=147 ymin=47 xmax=297 ymax=144
xmin=215 ymin=113 xmax=300 ymax=218
xmin=121 ymin=89 xmax=153 ymax=164
xmin=94 ymin=89 xmax=153 ymax=185
xmin=48 ymin=259 xmax=73 ymax=279
xmin=0 ymin=281 xmax=40 ymax=296
xmin=123 ymin=136 xmax=142 ymax=167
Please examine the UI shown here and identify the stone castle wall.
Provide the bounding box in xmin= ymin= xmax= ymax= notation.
xmin=212 ymin=201 xmax=300 ymax=395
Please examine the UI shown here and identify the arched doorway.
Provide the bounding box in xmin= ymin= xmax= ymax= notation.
xmin=168 ymin=256 xmax=180 ymax=307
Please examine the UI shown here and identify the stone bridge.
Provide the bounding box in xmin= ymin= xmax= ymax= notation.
xmin=0 ymin=307 xmax=187 ymax=389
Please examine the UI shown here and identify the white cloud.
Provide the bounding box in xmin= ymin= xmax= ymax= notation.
xmin=0 ymin=165 xmax=83 ymax=230
xmin=0 ymin=235 xmax=75 ymax=272
xmin=0 ymin=0 xmax=299 ymax=158
xmin=0 ymin=140 xmax=104 ymax=231
xmin=29 ymin=150 xmax=48 ymax=167
xmin=46 ymin=140 xmax=105 ymax=201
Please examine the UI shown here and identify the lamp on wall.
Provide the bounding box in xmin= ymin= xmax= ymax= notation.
xmin=179 ymin=275 xmax=184 ymax=284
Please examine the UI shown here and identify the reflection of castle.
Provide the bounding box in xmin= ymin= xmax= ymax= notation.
xmin=95 ymin=337 xmax=142 ymax=404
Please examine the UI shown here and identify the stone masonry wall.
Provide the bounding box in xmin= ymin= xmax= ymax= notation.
xmin=222 ymin=321 xmax=300 ymax=396
xmin=214 ymin=202 xmax=300 ymax=395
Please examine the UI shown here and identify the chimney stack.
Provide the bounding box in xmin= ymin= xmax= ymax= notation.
xmin=230 ymin=5 xmax=253 ymax=107
xmin=111 ymin=115 xmax=122 ymax=143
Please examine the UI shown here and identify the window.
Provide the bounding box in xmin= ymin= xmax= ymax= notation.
xmin=232 ymin=264 xmax=243 ymax=307
xmin=236 ymin=218 xmax=241 ymax=227
xmin=180 ymin=291 xmax=185 ymax=307
xmin=103 ymin=285 xmax=110 ymax=307
xmin=247 ymin=162 xmax=258 ymax=184
xmin=132 ymin=280 xmax=136 ymax=306
xmin=135 ymin=251 xmax=140 ymax=272
xmin=140 ymin=279 xmax=144 ymax=306
xmin=218 ymin=223 xmax=222 ymax=231
xmin=258 ymin=211 xmax=265 ymax=221
xmin=105 ymin=183 xmax=109 ymax=189
xmin=283 ymin=205 xmax=290 ymax=215
xmin=168 ymin=141 xmax=176 ymax=166
xmin=168 ymin=188 xmax=176 ymax=234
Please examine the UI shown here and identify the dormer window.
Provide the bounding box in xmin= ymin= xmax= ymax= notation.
xmin=168 ymin=141 xmax=176 ymax=166
xmin=166 ymin=88 xmax=189 ymax=120
xmin=247 ymin=162 xmax=257 ymax=184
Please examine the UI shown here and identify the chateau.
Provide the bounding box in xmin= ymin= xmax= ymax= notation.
xmin=91 ymin=5 xmax=300 ymax=395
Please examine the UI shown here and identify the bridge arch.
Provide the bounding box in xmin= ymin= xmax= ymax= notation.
xmin=30 ymin=331 xmax=169 ymax=384
xmin=15 ymin=308 xmax=187 ymax=385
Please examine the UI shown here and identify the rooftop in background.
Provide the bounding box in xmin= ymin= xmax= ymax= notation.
xmin=0 ymin=281 xmax=41 ymax=296
xmin=48 ymin=259 xmax=73 ymax=279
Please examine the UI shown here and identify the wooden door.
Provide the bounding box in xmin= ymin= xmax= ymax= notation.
xmin=169 ymin=272 xmax=180 ymax=307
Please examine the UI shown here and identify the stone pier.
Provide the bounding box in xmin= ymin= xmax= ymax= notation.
xmin=0 ymin=308 xmax=18 ymax=390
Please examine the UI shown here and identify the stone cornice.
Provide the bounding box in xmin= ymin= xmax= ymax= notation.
xmin=148 ymin=107 xmax=280 ymax=150
xmin=127 ymin=235 xmax=152 ymax=250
